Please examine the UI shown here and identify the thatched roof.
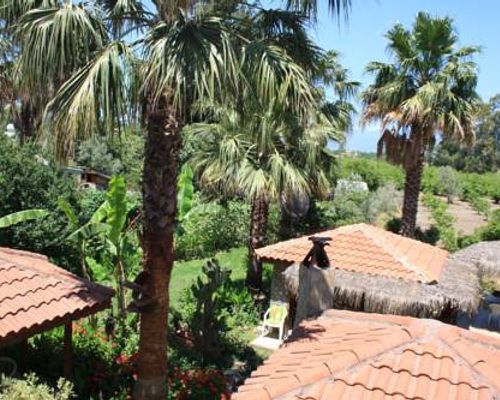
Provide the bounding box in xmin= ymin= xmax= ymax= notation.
xmin=282 ymin=255 xmax=480 ymax=319
xmin=451 ymin=241 xmax=500 ymax=280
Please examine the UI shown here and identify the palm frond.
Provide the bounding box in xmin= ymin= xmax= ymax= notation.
xmin=44 ymin=41 xmax=136 ymax=159
xmin=142 ymin=11 xmax=236 ymax=114
xmin=16 ymin=3 xmax=107 ymax=91
xmin=285 ymin=0 xmax=351 ymax=22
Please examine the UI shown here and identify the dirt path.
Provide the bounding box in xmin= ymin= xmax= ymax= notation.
xmin=416 ymin=195 xmax=499 ymax=236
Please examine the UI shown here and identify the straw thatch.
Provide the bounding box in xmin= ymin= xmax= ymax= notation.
xmin=283 ymin=255 xmax=481 ymax=320
xmin=451 ymin=241 xmax=500 ymax=280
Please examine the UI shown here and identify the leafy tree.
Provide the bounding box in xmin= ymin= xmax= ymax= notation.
xmin=76 ymin=137 xmax=123 ymax=176
xmin=437 ymin=166 xmax=462 ymax=204
xmin=361 ymin=12 xmax=479 ymax=237
xmin=431 ymin=95 xmax=500 ymax=173
xmin=0 ymin=135 xmax=79 ymax=269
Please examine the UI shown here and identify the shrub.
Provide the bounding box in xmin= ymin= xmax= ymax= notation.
xmin=76 ymin=137 xmax=123 ymax=176
xmin=385 ymin=217 xmax=440 ymax=245
xmin=422 ymin=193 xmax=458 ymax=251
xmin=364 ymin=183 xmax=402 ymax=223
xmin=437 ymin=166 xmax=462 ymax=203
xmin=468 ymin=193 xmax=491 ymax=217
xmin=175 ymin=200 xmax=251 ymax=260
xmin=0 ymin=373 xmax=74 ymax=400
xmin=0 ymin=136 xmax=80 ymax=270
xmin=168 ymin=368 xmax=230 ymax=400
xmin=1 ymin=323 xmax=137 ymax=399
xmin=481 ymin=209 xmax=500 ymax=241
xmin=337 ymin=157 xmax=404 ymax=191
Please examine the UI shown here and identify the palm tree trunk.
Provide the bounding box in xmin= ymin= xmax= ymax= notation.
xmin=12 ymin=100 xmax=38 ymax=144
xmin=246 ymin=196 xmax=269 ymax=291
xmin=401 ymin=147 xmax=425 ymax=237
xmin=134 ymin=97 xmax=181 ymax=400
xmin=279 ymin=202 xmax=293 ymax=240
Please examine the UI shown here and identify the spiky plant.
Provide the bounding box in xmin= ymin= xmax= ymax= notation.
xmin=361 ymin=12 xmax=479 ymax=237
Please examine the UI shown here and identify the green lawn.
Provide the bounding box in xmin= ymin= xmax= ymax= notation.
xmin=170 ymin=247 xmax=248 ymax=308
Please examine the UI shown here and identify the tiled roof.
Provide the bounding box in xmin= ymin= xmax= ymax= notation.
xmin=0 ymin=247 xmax=114 ymax=346
xmin=233 ymin=310 xmax=500 ymax=400
xmin=256 ymin=223 xmax=448 ymax=283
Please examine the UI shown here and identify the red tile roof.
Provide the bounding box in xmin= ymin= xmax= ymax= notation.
xmin=0 ymin=247 xmax=114 ymax=346
xmin=256 ymin=223 xmax=448 ymax=283
xmin=233 ymin=310 xmax=500 ymax=400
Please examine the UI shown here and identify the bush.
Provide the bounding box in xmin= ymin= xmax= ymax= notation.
xmin=0 ymin=323 xmax=137 ymax=399
xmin=364 ymin=183 xmax=402 ymax=223
xmin=468 ymin=193 xmax=491 ymax=217
xmin=175 ymin=200 xmax=251 ymax=260
xmin=76 ymin=137 xmax=123 ymax=176
xmin=0 ymin=373 xmax=74 ymax=400
xmin=422 ymin=193 xmax=458 ymax=251
xmin=481 ymin=209 xmax=500 ymax=241
xmin=337 ymin=157 xmax=404 ymax=191
xmin=437 ymin=166 xmax=462 ymax=203
xmin=385 ymin=217 xmax=440 ymax=245
xmin=0 ymin=136 xmax=80 ymax=270
xmin=168 ymin=368 xmax=230 ymax=400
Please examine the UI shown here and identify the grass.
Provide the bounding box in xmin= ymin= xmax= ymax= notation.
xmin=170 ymin=247 xmax=248 ymax=308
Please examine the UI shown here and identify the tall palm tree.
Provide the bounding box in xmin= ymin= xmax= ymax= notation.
xmin=186 ymin=102 xmax=341 ymax=289
xmin=12 ymin=1 xmax=316 ymax=397
xmin=361 ymin=12 xmax=479 ymax=237
xmin=186 ymin=8 xmax=353 ymax=290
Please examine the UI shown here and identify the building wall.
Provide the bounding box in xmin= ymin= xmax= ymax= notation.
xmin=270 ymin=263 xmax=291 ymax=304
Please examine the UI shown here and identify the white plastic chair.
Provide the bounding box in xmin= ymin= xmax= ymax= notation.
xmin=260 ymin=302 xmax=288 ymax=341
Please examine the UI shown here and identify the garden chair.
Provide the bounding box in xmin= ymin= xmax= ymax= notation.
xmin=260 ymin=302 xmax=288 ymax=341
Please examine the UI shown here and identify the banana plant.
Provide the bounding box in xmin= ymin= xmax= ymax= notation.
xmin=60 ymin=176 xmax=139 ymax=319
xmin=0 ymin=209 xmax=49 ymax=228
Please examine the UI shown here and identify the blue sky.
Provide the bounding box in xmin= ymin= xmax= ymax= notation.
xmin=307 ymin=0 xmax=500 ymax=152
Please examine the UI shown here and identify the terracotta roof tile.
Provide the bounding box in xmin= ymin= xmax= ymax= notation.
xmin=0 ymin=247 xmax=114 ymax=346
xmin=256 ymin=223 xmax=448 ymax=283
xmin=233 ymin=310 xmax=500 ymax=400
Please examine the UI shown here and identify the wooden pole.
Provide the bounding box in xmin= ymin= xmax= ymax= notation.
xmin=63 ymin=322 xmax=73 ymax=380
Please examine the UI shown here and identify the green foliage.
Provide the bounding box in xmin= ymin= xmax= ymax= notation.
xmin=188 ymin=260 xmax=230 ymax=364
xmin=0 ymin=323 xmax=135 ymax=399
xmin=175 ymin=200 xmax=252 ymax=260
xmin=76 ymin=137 xmax=122 ymax=176
xmin=177 ymin=164 xmax=194 ymax=222
xmin=468 ymin=193 xmax=491 ymax=217
xmin=431 ymin=95 xmax=500 ymax=173
xmin=0 ymin=209 xmax=49 ymax=228
xmin=385 ymin=217 xmax=440 ymax=245
xmin=173 ymin=259 xmax=260 ymax=368
xmin=0 ymin=373 xmax=74 ymax=400
xmin=0 ymin=136 xmax=80 ymax=270
xmin=437 ymin=166 xmax=462 ymax=203
xmin=337 ymin=156 xmax=404 ymax=191
xmin=482 ymin=209 xmax=500 ymax=240
xmin=422 ymin=193 xmax=458 ymax=251
xmin=421 ymin=166 xmax=499 ymax=202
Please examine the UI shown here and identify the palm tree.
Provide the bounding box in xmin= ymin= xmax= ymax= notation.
xmin=361 ymin=12 xmax=479 ymax=237
xmin=187 ymin=103 xmax=341 ymax=290
xmin=185 ymin=8 xmax=354 ymax=291
xmin=12 ymin=1 xmax=316 ymax=397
